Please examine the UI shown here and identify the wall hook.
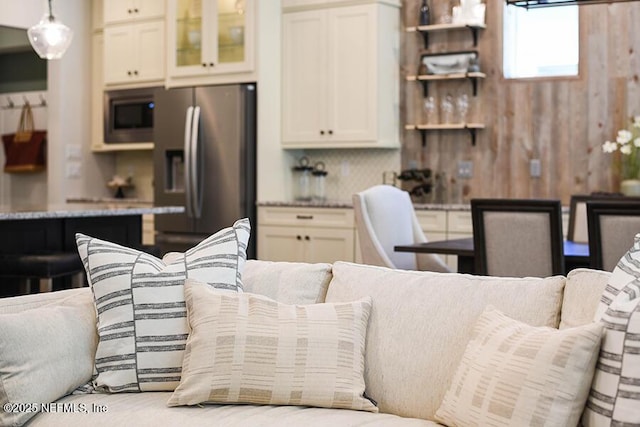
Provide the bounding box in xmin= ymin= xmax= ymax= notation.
xmin=39 ymin=94 xmax=47 ymax=107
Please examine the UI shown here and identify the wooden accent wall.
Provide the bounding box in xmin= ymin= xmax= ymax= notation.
xmin=401 ymin=1 xmax=640 ymax=204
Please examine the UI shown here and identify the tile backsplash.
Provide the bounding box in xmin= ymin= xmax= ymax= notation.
xmin=295 ymin=149 xmax=401 ymax=202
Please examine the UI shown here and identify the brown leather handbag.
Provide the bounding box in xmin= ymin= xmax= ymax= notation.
xmin=2 ymin=102 xmax=46 ymax=173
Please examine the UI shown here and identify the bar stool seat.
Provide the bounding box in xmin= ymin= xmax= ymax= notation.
xmin=0 ymin=252 xmax=85 ymax=294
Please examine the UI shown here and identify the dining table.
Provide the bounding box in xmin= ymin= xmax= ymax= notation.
xmin=394 ymin=237 xmax=590 ymax=275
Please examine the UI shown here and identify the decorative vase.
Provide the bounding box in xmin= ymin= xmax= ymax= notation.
xmin=620 ymin=179 xmax=640 ymax=196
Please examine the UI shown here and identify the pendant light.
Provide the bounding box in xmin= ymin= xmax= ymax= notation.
xmin=27 ymin=0 xmax=73 ymax=60
xmin=506 ymin=0 xmax=639 ymax=8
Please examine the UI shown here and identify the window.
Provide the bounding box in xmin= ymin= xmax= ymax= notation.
xmin=503 ymin=4 xmax=579 ymax=79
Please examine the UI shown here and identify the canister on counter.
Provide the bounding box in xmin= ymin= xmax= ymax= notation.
xmin=292 ymin=156 xmax=313 ymax=201
xmin=312 ymin=161 xmax=328 ymax=202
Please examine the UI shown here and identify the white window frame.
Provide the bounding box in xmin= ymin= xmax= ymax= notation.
xmin=503 ymin=4 xmax=580 ymax=79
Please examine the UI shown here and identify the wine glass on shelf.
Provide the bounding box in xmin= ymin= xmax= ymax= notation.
xmin=456 ymin=94 xmax=469 ymax=124
xmin=440 ymin=94 xmax=454 ymax=124
xmin=422 ymin=96 xmax=437 ymax=125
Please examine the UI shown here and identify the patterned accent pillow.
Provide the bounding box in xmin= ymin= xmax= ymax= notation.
xmin=434 ymin=307 xmax=603 ymax=427
xmin=75 ymin=218 xmax=250 ymax=393
xmin=582 ymin=281 xmax=640 ymax=426
xmin=167 ymin=278 xmax=377 ymax=412
xmin=593 ymin=233 xmax=640 ymax=321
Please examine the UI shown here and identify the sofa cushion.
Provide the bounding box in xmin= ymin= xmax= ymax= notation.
xmin=434 ymin=307 xmax=602 ymax=427
xmin=75 ymin=218 xmax=250 ymax=393
xmin=167 ymin=279 xmax=376 ymax=412
xmin=0 ymin=293 xmax=98 ymax=427
xmin=582 ymin=280 xmax=640 ymax=426
xmin=593 ymin=233 xmax=640 ymax=321
xmin=27 ymin=393 xmax=440 ymax=427
xmin=560 ymin=268 xmax=610 ymax=329
xmin=324 ymin=261 xmax=566 ymax=420
xmin=242 ymin=260 xmax=332 ymax=304
xmin=0 ymin=287 xmax=91 ymax=315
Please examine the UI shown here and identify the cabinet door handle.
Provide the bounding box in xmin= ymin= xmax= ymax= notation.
xmin=304 ymin=236 xmax=310 ymax=241
xmin=127 ymin=8 xmax=132 ymax=13
xmin=134 ymin=8 xmax=139 ymax=13
xmin=202 ymin=63 xmax=207 ymax=67
xmin=133 ymin=70 xmax=138 ymax=75
xmin=127 ymin=70 xmax=132 ymax=75
xmin=328 ymin=130 xmax=333 ymax=135
xmin=209 ymin=62 xmax=215 ymax=67
xmin=319 ymin=130 xmax=325 ymax=135
xmin=296 ymin=235 xmax=302 ymax=240
xmin=296 ymin=215 xmax=313 ymax=220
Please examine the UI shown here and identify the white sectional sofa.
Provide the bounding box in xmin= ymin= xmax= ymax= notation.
xmin=2 ymin=256 xmax=634 ymax=427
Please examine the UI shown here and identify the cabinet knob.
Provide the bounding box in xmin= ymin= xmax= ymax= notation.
xmin=127 ymin=9 xmax=132 ymax=13
xmin=202 ymin=63 xmax=207 ymax=67
xmin=304 ymin=236 xmax=310 ymax=241
xmin=296 ymin=235 xmax=302 ymax=240
xmin=209 ymin=62 xmax=215 ymax=67
xmin=328 ymin=130 xmax=333 ymax=135
xmin=320 ymin=130 xmax=325 ymax=135
xmin=127 ymin=70 xmax=132 ymax=75
xmin=134 ymin=8 xmax=139 ymax=13
xmin=134 ymin=70 xmax=138 ymax=75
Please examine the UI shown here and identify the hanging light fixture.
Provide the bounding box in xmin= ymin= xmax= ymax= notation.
xmin=27 ymin=0 xmax=73 ymax=59
xmin=506 ymin=0 xmax=639 ymax=8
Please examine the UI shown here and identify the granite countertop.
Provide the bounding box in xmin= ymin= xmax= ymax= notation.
xmin=0 ymin=202 xmax=184 ymax=220
xmin=257 ymin=200 xmax=471 ymax=211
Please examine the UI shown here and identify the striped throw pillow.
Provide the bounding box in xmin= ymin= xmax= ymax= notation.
xmin=75 ymin=218 xmax=250 ymax=393
xmin=593 ymin=233 xmax=640 ymax=321
xmin=167 ymin=279 xmax=377 ymax=412
xmin=582 ymin=281 xmax=640 ymax=426
xmin=435 ymin=307 xmax=603 ymax=427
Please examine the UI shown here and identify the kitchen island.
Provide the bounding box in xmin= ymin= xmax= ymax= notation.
xmin=0 ymin=203 xmax=183 ymax=253
xmin=0 ymin=203 xmax=184 ymax=296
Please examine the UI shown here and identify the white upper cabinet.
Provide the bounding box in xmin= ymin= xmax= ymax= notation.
xmin=281 ymin=1 xmax=400 ymax=149
xmin=103 ymin=0 xmax=165 ymax=24
xmin=166 ymin=0 xmax=255 ymax=84
xmin=103 ymin=21 xmax=165 ymax=86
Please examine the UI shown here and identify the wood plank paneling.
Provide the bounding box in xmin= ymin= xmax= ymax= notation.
xmin=401 ymin=1 xmax=640 ymax=204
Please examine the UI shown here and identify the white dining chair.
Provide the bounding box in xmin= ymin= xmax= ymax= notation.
xmin=352 ymin=185 xmax=450 ymax=272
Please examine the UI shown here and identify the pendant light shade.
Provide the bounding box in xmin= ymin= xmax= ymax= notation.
xmin=28 ymin=0 xmax=73 ymax=60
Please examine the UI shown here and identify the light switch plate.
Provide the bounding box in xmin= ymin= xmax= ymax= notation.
xmin=530 ymin=159 xmax=541 ymax=178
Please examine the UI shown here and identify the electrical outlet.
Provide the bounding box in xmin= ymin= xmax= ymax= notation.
xmin=457 ymin=161 xmax=473 ymax=179
xmin=530 ymin=159 xmax=541 ymax=178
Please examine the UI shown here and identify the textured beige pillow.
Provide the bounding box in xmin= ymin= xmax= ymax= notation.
xmin=242 ymin=260 xmax=332 ymax=304
xmin=0 ymin=295 xmax=98 ymax=427
xmin=435 ymin=308 xmax=603 ymax=427
xmin=167 ymin=279 xmax=376 ymax=412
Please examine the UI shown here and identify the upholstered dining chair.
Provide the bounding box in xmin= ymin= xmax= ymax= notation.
xmin=352 ymin=185 xmax=450 ymax=272
xmin=471 ymin=198 xmax=565 ymax=277
xmin=586 ymin=200 xmax=640 ymax=271
xmin=567 ymin=194 xmax=640 ymax=243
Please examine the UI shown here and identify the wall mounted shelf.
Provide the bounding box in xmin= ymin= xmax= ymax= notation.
xmin=406 ymin=23 xmax=485 ymax=50
xmin=406 ymin=72 xmax=486 ymax=97
xmin=405 ymin=123 xmax=485 ymax=147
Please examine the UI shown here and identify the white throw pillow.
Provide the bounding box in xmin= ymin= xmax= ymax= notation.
xmin=75 ymin=218 xmax=250 ymax=392
xmin=582 ymin=281 xmax=640 ymax=426
xmin=435 ymin=307 xmax=603 ymax=427
xmin=593 ymin=233 xmax=640 ymax=321
xmin=167 ymin=278 xmax=376 ymax=412
xmin=0 ymin=295 xmax=98 ymax=427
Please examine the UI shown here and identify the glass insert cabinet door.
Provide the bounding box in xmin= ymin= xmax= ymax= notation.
xmin=169 ymin=0 xmax=254 ymax=77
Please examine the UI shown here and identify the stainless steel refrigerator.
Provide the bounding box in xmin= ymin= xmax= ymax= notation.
xmin=153 ymin=84 xmax=256 ymax=257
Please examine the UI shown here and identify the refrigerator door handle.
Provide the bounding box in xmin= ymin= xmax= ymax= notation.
xmin=191 ymin=106 xmax=202 ymax=219
xmin=184 ymin=106 xmax=194 ymax=218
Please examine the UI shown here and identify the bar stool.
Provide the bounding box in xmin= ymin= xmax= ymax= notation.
xmin=0 ymin=252 xmax=85 ymax=294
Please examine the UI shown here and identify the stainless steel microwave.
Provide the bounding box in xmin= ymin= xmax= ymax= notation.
xmin=104 ymin=87 xmax=159 ymax=143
